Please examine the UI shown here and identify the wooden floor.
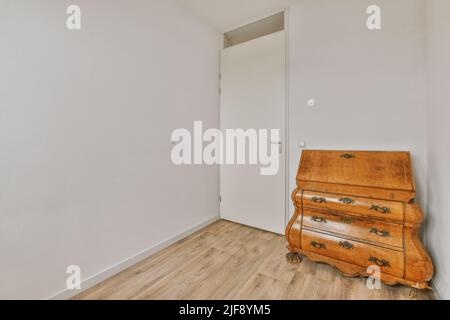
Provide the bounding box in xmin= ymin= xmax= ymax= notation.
xmin=74 ymin=220 xmax=434 ymax=300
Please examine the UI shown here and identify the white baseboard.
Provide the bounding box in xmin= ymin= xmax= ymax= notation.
xmin=431 ymin=278 xmax=448 ymax=300
xmin=49 ymin=215 xmax=220 ymax=300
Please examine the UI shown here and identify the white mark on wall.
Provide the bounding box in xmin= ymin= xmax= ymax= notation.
xmin=367 ymin=5 xmax=382 ymax=30
xmin=171 ymin=121 xmax=281 ymax=176
xmin=66 ymin=5 xmax=81 ymax=30
xmin=66 ymin=265 xmax=82 ymax=290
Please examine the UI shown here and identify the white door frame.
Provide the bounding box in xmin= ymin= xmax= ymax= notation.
xmin=283 ymin=9 xmax=290 ymax=229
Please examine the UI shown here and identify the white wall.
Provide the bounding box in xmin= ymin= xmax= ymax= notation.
xmin=0 ymin=0 xmax=221 ymax=299
xmin=426 ymin=0 xmax=450 ymax=300
xmin=288 ymin=0 xmax=428 ymax=215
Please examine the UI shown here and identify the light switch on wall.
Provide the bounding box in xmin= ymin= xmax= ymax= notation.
xmin=306 ymin=99 xmax=315 ymax=107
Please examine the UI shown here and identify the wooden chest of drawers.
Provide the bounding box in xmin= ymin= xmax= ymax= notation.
xmin=286 ymin=150 xmax=433 ymax=289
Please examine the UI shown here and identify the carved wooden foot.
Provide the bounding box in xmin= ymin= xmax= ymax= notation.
xmin=286 ymin=252 xmax=302 ymax=264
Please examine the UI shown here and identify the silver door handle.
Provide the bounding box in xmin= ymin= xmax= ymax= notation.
xmin=270 ymin=141 xmax=282 ymax=154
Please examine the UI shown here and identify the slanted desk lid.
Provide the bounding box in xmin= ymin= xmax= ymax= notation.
xmin=297 ymin=150 xmax=415 ymax=192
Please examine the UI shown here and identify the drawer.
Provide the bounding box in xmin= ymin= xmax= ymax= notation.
xmin=301 ymin=191 xmax=404 ymax=222
xmin=302 ymin=209 xmax=404 ymax=248
xmin=302 ymin=229 xmax=404 ymax=278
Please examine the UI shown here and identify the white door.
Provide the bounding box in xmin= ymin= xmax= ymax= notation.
xmin=220 ymin=30 xmax=286 ymax=234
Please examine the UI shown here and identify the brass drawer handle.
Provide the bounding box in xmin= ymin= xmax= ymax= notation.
xmin=369 ymin=228 xmax=390 ymax=237
xmin=370 ymin=205 xmax=391 ymax=214
xmin=339 ymin=197 xmax=355 ymax=205
xmin=311 ymin=241 xmax=326 ymax=250
xmin=369 ymin=257 xmax=391 ymax=268
xmin=311 ymin=216 xmax=327 ymax=223
xmin=312 ymin=197 xmax=327 ymax=204
xmin=341 ymin=217 xmax=355 ymax=224
xmin=341 ymin=153 xmax=356 ymax=159
xmin=339 ymin=241 xmax=354 ymax=250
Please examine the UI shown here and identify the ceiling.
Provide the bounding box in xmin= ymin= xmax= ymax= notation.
xmin=176 ymin=0 xmax=301 ymax=32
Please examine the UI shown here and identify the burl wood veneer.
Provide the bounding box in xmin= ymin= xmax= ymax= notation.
xmin=286 ymin=150 xmax=433 ymax=289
